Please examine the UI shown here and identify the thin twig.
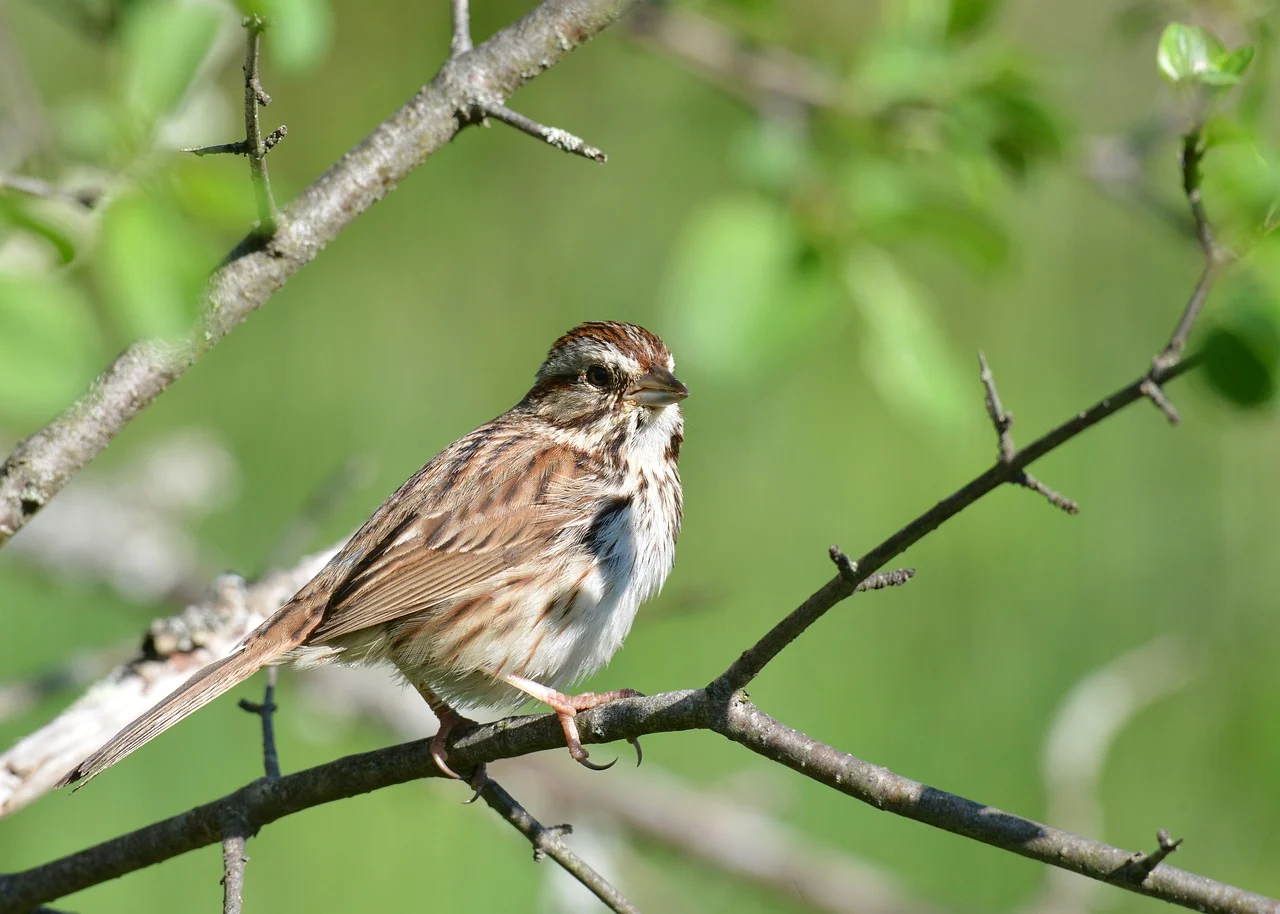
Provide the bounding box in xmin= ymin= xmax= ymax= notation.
xmin=450 ymin=0 xmax=472 ymax=56
xmin=182 ymin=140 xmax=249 ymax=156
xmin=478 ymin=777 xmax=637 ymax=914
xmin=237 ymin=667 xmax=281 ymax=780
xmin=482 ymin=104 xmax=607 ymax=163
xmin=218 ymin=807 xmax=249 ymax=914
xmin=1114 ymin=829 xmax=1184 ymax=884
xmin=978 ymin=350 xmax=1015 ymax=462
xmin=1143 ymin=124 xmax=1231 ymax=418
xmin=241 ymin=15 xmax=280 ymax=233
xmin=977 ymin=351 xmax=1078 ymax=513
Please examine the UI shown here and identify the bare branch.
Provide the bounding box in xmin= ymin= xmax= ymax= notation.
xmin=237 ymin=668 xmax=281 ymax=780
xmin=715 ymin=357 xmax=1198 ymax=695
xmin=513 ymin=754 xmax=952 ymax=914
xmin=481 ymin=104 xmax=607 ymax=162
xmin=450 ymin=0 xmax=472 ymax=57
xmin=219 ymin=809 xmax=249 ymax=914
xmin=2 ymin=689 xmax=1273 ymax=914
xmin=478 ymin=778 xmax=637 ymax=914
xmin=1030 ymin=636 xmax=1196 ymax=914
xmin=977 ymin=351 xmax=1078 ymax=513
xmin=241 ymin=15 xmax=281 ymax=232
xmin=0 ymin=0 xmax=638 ymax=548
xmin=0 ymin=548 xmax=336 ymax=818
xmin=1143 ymin=124 xmax=1231 ymax=419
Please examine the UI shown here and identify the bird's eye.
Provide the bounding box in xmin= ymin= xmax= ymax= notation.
xmin=584 ymin=365 xmax=611 ymax=388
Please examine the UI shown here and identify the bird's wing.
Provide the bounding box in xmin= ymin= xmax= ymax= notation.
xmin=304 ymin=421 xmax=598 ymax=644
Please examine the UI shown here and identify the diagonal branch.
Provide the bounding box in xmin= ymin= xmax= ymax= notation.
xmin=713 ymin=355 xmax=1199 ymax=697
xmin=478 ymin=777 xmax=637 ymax=914
xmin=0 ymin=0 xmax=639 ymax=549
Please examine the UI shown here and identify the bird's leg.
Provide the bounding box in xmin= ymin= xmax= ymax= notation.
xmin=503 ymin=674 xmax=643 ymax=770
xmin=412 ymin=683 xmax=480 ymax=784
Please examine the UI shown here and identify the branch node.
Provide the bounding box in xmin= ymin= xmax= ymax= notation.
xmin=263 ymin=125 xmax=288 ymax=151
xmin=977 ymin=351 xmax=1016 ymax=462
xmin=1017 ymin=472 xmax=1081 ymax=515
xmin=450 ymin=0 xmax=473 ymax=57
xmin=853 ymin=568 xmax=916 ymax=592
xmin=1139 ymin=378 xmax=1181 ymax=426
xmin=237 ymin=668 xmax=281 ymax=779
xmin=828 ymin=545 xmax=858 ymax=583
xmin=481 ymin=104 xmax=607 ymax=163
xmin=1117 ymin=828 xmax=1183 ymax=884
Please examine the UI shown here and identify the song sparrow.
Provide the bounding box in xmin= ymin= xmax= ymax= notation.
xmin=59 ymin=321 xmax=687 ymax=785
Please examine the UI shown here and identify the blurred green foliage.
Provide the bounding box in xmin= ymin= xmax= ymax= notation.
xmin=1 ymin=0 xmax=1279 ymax=912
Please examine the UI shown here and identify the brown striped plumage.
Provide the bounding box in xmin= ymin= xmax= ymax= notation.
xmin=58 ymin=322 xmax=686 ymax=785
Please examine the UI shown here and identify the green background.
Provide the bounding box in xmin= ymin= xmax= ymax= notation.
xmin=2 ymin=0 xmax=1278 ymax=912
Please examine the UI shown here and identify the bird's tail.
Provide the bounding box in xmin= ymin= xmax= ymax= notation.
xmin=56 ymin=606 xmax=311 ymax=787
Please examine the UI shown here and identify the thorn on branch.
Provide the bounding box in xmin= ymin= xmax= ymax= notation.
xmin=1115 ymin=829 xmax=1183 ymax=884
xmin=1018 ymin=472 xmax=1080 ymax=515
xmin=978 ymin=350 xmax=1015 ymax=462
xmin=183 ymin=141 xmax=250 ymax=157
xmin=828 ymin=545 xmax=857 ymax=582
xmin=481 ymin=104 xmax=607 ymax=163
xmin=978 ymin=351 xmax=1080 ymax=513
xmin=237 ymin=667 xmax=281 ymax=780
xmin=1140 ymin=378 xmax=1181 ymax=426
xmin=830 ymin=546 xmax=915 ymax=592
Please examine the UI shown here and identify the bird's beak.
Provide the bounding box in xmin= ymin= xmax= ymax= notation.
xmin=628 ymin=367 xmax=689 ymax=407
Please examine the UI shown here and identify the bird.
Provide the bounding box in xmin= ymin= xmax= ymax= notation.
xmin=58 ymin=321 xmax=687 ymax=786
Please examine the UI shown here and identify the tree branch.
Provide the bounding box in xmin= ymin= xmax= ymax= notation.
xmin=237 ymin=668 xmax=280 ymax=781
xmin=712 ymin=355 xmax=1198 ymax=697
xmin=1 ymin=686 xmax=1274 ymax=914
xmin=480 ymin=104 xmax=607 ymax=162
xmin=0 ymin=0 xmax=638 ymax=548
xmin=477 ymin=777 xmax=637 ymax=914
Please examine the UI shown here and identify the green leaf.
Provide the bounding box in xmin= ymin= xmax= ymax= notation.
xmin=1158 ymin=22 xmax=1226 ymax=83
xmin=1156 ymin=22 xmax=1252 ymax=87
xmin=946 ymin=0 xmax=1000 ymax=41
xmin=97 ymin=188 xmax=211 ymax=341
xmin=843 ymin=245 xmax=968 ymax=429
xmin=661 ymin=196 xmax=829 ymax=376
xmin=0 ymin=275 xmax=102 ymax=419
xmin=122 ymin=0 xmax=223 ymax=125
xmin=1219 ymin=45 xmax=1256 ymax=79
